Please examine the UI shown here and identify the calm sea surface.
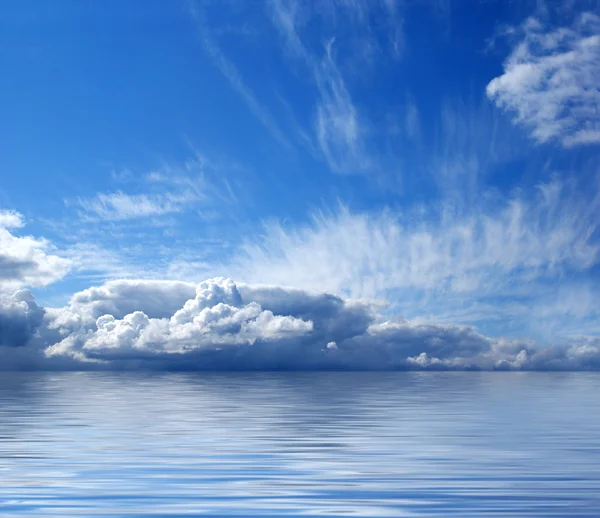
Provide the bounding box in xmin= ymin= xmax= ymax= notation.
xmin=1 ymin=372 xmax=599 ymax=517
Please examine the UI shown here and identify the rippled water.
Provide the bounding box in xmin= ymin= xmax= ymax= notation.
xmin=1 ymin=372 xmax=600 ymax=516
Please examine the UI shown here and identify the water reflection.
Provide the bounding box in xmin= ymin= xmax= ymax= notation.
xmin=1 ymin=372 xmax=600 ymax=516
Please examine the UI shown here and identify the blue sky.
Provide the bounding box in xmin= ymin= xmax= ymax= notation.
xmin=1 ymin=0 xmax=600 ymax=369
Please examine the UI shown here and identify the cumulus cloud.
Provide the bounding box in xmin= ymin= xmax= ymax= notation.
xmin=0 ymin=290 xmax=52 ymax=370
xmin=45 ymin=278 xmax=314 ymax=366
xmin=48 ymin=279 xmax=197 ymax=330
xmin=1 ymin=276 xmax=599 ymax=371
xmin=0 ymin=210 xmax=71 ymax=289
xmin=487 ymin=13 xmax=600 ymax=147
xmin=237 ymin=283 xmax=375 ymax=345
xmin=0 ymin=290 xmax=45 ymax=348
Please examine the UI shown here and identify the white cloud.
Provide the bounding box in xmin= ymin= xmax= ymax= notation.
xmin=50 ymin=153 xmax=240 ymax=287
xmin=68 ymin=151 xmax=237 ymax=225
xmin=234 ymin=179 xmax=599 ymax=297
xmin=47 ymin=279 xmax=197 ymax=331
xmin=229 ymin=178 xmax=600 ymax=338
xmin=0 ymin=210 xmax=71 ymax=289
xmin=269 ymin=0 xmax=372 ymax=173
xmin=187 ymin=0 xmax=292 ymax=149
xmin=1 ymin=276 xmax=599 ymax=370
xmin=487 ymin=13 xmax=600 ymax=147
xmin=45 ymin=278 xmax=313 ymax=363
xmin=0 ymin=210 xmax=24 ymax=229
xmin=315 ymin=41 xmax=370 ymax=173
xmin=73 ymin=191 xmax=201 ymax=222
xmin=188 ymin=0 xmax=404 ymax=174
xmin=59 ymin=242 xmax=143 ymax=282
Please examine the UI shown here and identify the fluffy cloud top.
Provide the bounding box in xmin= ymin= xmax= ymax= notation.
xmin=49 ymin=279 xmax=197 ymax=330
xmin=1 ymin=277 xmax=599 ymax=371
xmin=487 ymin=13 xmax=600 ymax=147
xmin=45 ymin=278 xmax=314 ymax=365
xmin=0 ymin=210 xmax=71 ymax=289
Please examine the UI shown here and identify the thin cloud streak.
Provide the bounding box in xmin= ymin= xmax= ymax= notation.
xmin=269 ymin=0 xmax=371 ymax=173
xmin=72 ymin=191 xmax=201 ymax=222
xmin=187 ymin=0 xmax=293 ymax=149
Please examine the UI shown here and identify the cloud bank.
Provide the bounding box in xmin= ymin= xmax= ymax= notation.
xmin=1 ymin=277 xmax=600 ymax=371
xmin=1 ymin=173 xmax=599 ymax=372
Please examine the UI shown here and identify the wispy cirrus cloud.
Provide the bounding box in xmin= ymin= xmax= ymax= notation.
xmin=72 ymin=191 xmax=201 ymax=222
xmin=228 ymin=176 xmax=600 ymax=338
xmin=68 ymin=150 xmax=238 ymax=224
xmin=315 ymin=40 xmax=370 ymax=172
xmin=48 ymin=152 xmax=241 ymax=286
xmin=432 ymin=96 xmax=525 ymax=202
xmin=269 ymin=0 xmax=372 ymax=173
xmin=190 ymin=0 xmax=400 ymax=174
xmin=186 ymin=0 xmax=293 ymax=150
xmin=487 ymin=12 xmax=600 ymax=147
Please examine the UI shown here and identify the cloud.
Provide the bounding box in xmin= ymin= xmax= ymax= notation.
xmin=0 ymin=290 xmax=45 ymax=348
xmin=314 ymin=41 xmax=370 ymax=173
xmin=238 ymin=283 xmax=376 ymax=344
xmin=0 ymin=210 xmax=24 ymax=229
xmin=47 ymin=279 xmax=197 ymax=331
xmin=67 ymin=151 xmax=239 ymax=225
xmin=45 ymin=278 xmax=314 ymax=366
xmin=1 ymin=276 xmax=599 ymax=371
xmin=0 ymin=210 xmax=71 ymax=289
xmin=187 ymin=0 xmax=292 ymax=149
xmin=433 ymin=96 xmax=524 ymax=200
xmin=42 ymin=278 xmax=372 ymax=368
xmin=487 ymin=13 xmax=600 ymax=147
xmin=188 ymin=0 xmax=405 ymax=174
xmin=50 ymin=153 xmax=241 ymax=286
xmin=72 ymin=191 xmax=202 ymax=222
xmin=269 ymin=0 xmax=371 ymax=173
xmin=229 ymin=178 xmax=600 ymax=338
xmin=234 ymin=179 xmax=599 ymax=297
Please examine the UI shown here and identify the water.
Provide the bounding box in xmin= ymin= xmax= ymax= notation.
xmin=1 ymin=372 xmax=599 ymax=517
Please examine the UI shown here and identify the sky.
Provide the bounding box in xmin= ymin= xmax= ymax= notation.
xmin=1 ymin=0 xmax=600 ymax=370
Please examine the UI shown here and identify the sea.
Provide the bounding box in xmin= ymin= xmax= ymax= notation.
xmin=1 ymin=371 xmax=599 ymax=517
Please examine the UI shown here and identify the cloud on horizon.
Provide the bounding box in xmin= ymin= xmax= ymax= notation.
xmin=1 ymin=277 xmax=600 ymax=371
xmin=3 ymin=169 xmax=599 ymax=372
